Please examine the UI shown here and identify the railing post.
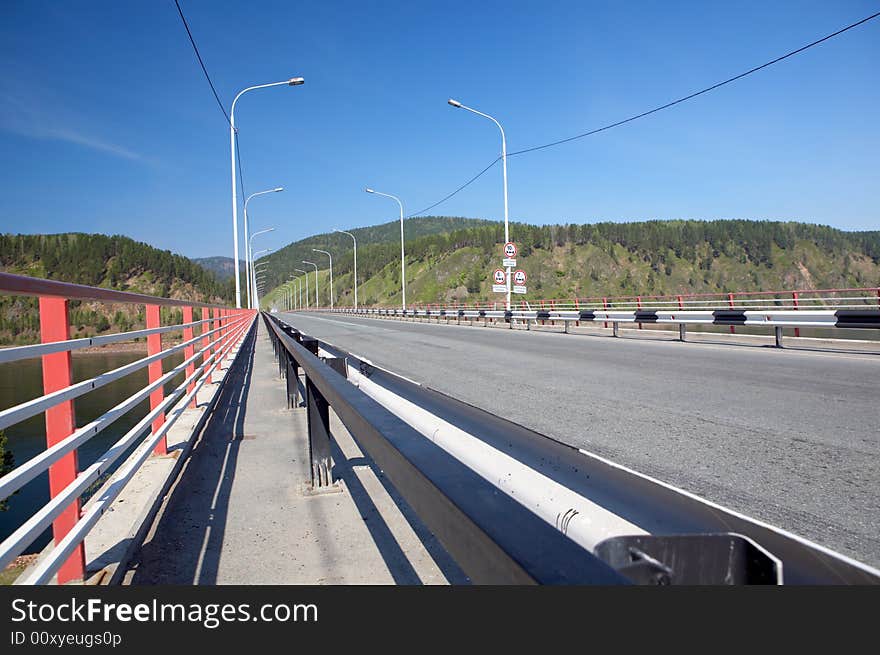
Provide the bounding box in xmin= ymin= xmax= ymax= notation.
xmin=184 ymin=306 xmax=196 ymax=409
xmin=206 ymin=307 xmax=216 ymax=384
xmin=728 ymin=293 xmax=736 ymax=334
xmin=39 ymin=296 xmax=86 ymax=584
xmin=146 ymin=304 xmax=166 ymax=455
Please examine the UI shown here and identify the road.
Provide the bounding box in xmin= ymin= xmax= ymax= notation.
xmin=280 ymin=311 xmax=880 ymax=568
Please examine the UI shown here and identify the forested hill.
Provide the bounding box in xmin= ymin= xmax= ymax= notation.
xmin=261 ymin=218 xmax=880 ymax=308
xmin=0 ymin=233 xmax=233 ymax=344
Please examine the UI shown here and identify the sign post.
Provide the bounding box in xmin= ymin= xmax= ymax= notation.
xmin=503 ymin=243 xmax=517 ymax=307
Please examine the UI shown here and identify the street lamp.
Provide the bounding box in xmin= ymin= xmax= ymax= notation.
xmin=334 ymin=228 xmax=357 ymax=310
xmin=312 ymin=249 xmax=333 ymax=310
xmin=244 ymin=188 xmax=282 ymax=308
xmin=365 ymin=188 xmax=406 ymax=310
xmin=248 ymin=224 xmax=276 ymax=309
xmin=229 ymin=77 xmax=304 ymax=308
xmin=448 ymin=98 xmax=511 ymax=311
xmin=302 ymin=261 xmax=319 ymax=307
xmin=295 ymin=268 xmax=309 ymax=309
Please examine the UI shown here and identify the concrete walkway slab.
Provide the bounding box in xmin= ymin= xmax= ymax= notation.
xmin=126 ymin=320 xmax=456 ymax=585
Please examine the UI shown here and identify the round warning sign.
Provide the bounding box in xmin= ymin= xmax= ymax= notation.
xmin=492 ymin=269 xmax=506 ymax=285
xmin=513 ymin=269 xmax=527 ymax=285
xmin=503 ymin=242 xmax=517 ymax=259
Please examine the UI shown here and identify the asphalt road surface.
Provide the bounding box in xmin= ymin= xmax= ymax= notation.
xmin=281 ymin=311 xmax=880 ymax=568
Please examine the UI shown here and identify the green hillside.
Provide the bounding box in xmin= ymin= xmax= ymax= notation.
xmin=0 ymin=233 xmax=234 ymax=345
xmin=254 ymin=216 xmax=490 ymax=291
xmin=262 ymin=219 xmax=880 ymax=309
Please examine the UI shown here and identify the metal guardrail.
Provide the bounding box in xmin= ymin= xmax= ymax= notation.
xmin=263 ymin=312 xmax=628 ymax=584
xmin=0 ymin=273 xmax=255 ymax=584
xmin=324 ymin=306 xmax=880 ymax=346
xmin=401 ymin=286 xmax=880 ymax=311
xmin=264 ymin=312 xmax=880 ymax=584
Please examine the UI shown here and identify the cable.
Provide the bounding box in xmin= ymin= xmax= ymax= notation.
xmin=408 ymin=11 xmax=880 ymax=217
xmin=408 ymin=157 xmax=501 ymax=217
xmin=235 ymin=132 xmax=247 ymax=201
xmin=173 ymin=0 xmax=230 ymax=125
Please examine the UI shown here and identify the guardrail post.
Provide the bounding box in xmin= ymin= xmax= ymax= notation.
xmin=677 ymin=296 xmax=686 ymax=341
xmin=564 ymin=319 xmax=569 ymax=334
xmin=613 ymin=321 xmax=619 ymax=337
xmin=304 ymin=343 xmax=333 ymax=489
xmin=603 ymin=297 xmax=609 ymax=328
xmin=637 ymin=296 xmax=643 ymax=330
xmin=775 ymin=326 xmax=784 ymax=348
xmin=184 ymin=306 xmax=196 ymax=409
xmin=147 ymin=304 xmax=166 ymax=455
xmin=792 ymin=292 xmax=800 ymax=337
xmin=286 ymin=350 xmax=299 ymax=409
xmin=39 ymin=296 xmax=86 ymax=584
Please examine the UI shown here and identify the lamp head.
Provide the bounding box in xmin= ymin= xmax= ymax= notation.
xmin=288 ymin=77 xmax=305 ymax=86
xmin=447 ymin=98 xmax=462 ymax=108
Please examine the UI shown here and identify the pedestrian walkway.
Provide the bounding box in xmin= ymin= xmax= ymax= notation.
xmin=126 ymin=320 xmax=459 ymax=584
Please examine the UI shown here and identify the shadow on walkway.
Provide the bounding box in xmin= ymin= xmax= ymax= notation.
xmin=129 ymin=327 xmax=256 ymax=584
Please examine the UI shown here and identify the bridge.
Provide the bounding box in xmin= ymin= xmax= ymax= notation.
xmin=1 ymin=271 xmax=879 ymax=585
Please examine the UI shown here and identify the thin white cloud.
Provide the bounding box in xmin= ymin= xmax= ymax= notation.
xmin=0 ymin=81 xmax=144 ymax=162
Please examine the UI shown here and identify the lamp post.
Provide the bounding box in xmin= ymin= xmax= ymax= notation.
xmin=365 ymin=188 xmax=406 ymax=310
xmin=252 ymin=249 xmax=270 ymax=309
xmin=448 ymin=98 xmax=510 ymax=311
xmin=252 ymin=249 xmax=271 ymax=303
xmin=229 ymin=77 xmax=303 ymax=307
xmin=286 ymin=281 xmax=296 ymax=311
xmin=312 ymin=249 xmax=333 ymax=310
xmin=303 ymin=261 xmax=319 ymax=307
xmin=244 ymin=188 xmax=282 ymax=307
xmin=247 ymin=225 xmax=276 ymax=309
xmin=334 ymin=229 xmax=357 ymax=310
xmin=295 ymin=268 xmax=309 ymax=309
xmin=289 ymin=275 xmax=302 ymax=311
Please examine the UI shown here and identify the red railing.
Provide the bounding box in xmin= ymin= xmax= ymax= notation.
xmin=0 ymin=272 xmax=256 ymax=584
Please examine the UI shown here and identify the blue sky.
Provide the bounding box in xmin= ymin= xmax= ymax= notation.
xmin=0 ymin=1 xmax=877 ymax=258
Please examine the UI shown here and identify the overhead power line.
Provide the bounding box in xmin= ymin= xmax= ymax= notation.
xmin=173 ymin=0 xmax=230 ymax=125
xmin=407 ymin=11 xmax=880 ymax=217
xmin=173 ymin=0 xmax=249 ymax=201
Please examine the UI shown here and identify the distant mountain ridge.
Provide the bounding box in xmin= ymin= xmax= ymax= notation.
xmin=193 ymin=256 xmax=244 ymax=280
